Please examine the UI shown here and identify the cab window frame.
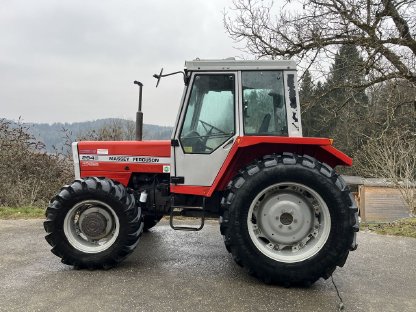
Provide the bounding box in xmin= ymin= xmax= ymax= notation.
xmin=178 ymin=72 xmax=237 ymax=155
xmin=242 ymin=70 xmax=289 ymax=137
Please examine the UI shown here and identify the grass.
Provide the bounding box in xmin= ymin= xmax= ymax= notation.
xmin=0 ymin=206 xmax=45 ymax=219
xmin=360 ymin=218 xmax=416 ymax=239
xmin=1 ymin=206 xmax=415 ymax=239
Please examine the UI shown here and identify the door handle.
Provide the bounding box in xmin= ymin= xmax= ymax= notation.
xmin=223 ymin=138 xmax=234 ymax=149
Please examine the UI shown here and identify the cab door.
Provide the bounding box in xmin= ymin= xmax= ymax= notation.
xmin=171 ymin=72 xmax=238 ymax=186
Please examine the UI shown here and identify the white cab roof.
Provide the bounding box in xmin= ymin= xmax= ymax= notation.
xmin=185 ymin=59 xmax=297 ymax=71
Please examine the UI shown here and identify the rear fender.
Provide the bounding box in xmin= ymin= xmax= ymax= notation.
xmin=215 ymin=136 xmax=351 ymax=193
xmin=171 ymin=136 xmax=351 ymax=197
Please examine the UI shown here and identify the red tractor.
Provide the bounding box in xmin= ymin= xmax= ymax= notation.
xmin=44 ymin=59 xmax=358 ymax=286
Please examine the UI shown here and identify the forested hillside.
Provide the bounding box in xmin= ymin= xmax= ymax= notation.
xmin=0 ymin=118 xmax=172 ymax=206
xmin=26 ymin=118 xmax=172 ymax=153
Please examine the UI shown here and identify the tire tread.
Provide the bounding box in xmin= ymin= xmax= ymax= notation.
xmin=219 ymin=153 xmax=358 ymax=286
xmin=44 ymin=177 xmax=143 ymax=269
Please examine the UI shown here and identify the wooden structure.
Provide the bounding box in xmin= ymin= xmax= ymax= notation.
xmin=343 ymin=176 xmax=411 ymax=222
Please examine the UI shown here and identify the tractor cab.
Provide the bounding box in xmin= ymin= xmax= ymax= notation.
xmin=171 ymin=60 xmax=303 ymax=187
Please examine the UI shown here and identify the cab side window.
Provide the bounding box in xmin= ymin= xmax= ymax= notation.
xmin=180 ymin=74 xmax=235 ymax=153
xmin=242 ymin=71 xmax=288 ymax=136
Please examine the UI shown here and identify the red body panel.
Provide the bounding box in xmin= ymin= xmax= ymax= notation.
xmin=170 ymin=136 xmax=352 ymax=196
xmin=78 ymin=140 xmax=170 ymax=186
xmin=77 ymin=137 xmax=352 ymax=197
xmin=78 ymin=140 xmax=170 ymax=156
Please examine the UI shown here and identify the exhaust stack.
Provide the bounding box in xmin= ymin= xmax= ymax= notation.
xmin=134 ymin=80 xmax=143 ymax=141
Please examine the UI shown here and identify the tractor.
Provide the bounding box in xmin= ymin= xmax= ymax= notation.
xmin=44 ymin=59 xmax=358 ymax=286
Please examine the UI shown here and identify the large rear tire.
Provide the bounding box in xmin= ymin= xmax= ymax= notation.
xmin=220 ymin=153 xmax=358 ymax=286
xmin=44 ymin=177 xmax=143 ymax=269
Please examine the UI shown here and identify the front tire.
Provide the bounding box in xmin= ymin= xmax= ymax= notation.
xmin=44 ymin=177 xmax=143 ymax=269
xmin=143 ymin=215 xmax=163 ymax=231
xmin=220 ymin=153 xmax=358 ymax=286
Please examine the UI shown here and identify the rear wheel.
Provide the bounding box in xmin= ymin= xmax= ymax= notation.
xmin=44 ymin=177 xmax=143 ymax=269
xmin=247 ymin=182 xmax=331 ymax=263
xmin=220 ymin=153 xmax=358 ymax=286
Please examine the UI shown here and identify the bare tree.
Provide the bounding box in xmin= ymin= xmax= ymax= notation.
xmin=77 ymin=119 xmax=127 ymax=141
xmin=365 ymin=79 xmax=416 ymax=137
xmin=77 ymin=119 xmax=170 ymax=141
xmin=225 ymin=0 xmax=416 ymax=86
xmin=355 ymin=129 xmax=416 ymax=214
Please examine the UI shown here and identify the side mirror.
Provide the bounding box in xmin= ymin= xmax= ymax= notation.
xmin=153 ymin=68 xmax=164 ymax=88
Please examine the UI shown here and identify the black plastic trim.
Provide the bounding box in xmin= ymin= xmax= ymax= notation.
xmin=171 ymin=176 xmax=185 ymax=184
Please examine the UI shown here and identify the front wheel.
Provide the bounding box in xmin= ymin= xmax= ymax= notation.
xmin=220 ymin=153 xmax=358 ymax=286
xmin=143 ymin=215 xmax=163 ymax=231
xmin=44 ymin=177 xmax=143 ymax=269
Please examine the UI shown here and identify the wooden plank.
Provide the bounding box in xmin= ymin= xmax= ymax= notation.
xmin=362 ymin=186 xmax=409 ymax=222
xmin=359 ymin=185 xmax=366 ymax=222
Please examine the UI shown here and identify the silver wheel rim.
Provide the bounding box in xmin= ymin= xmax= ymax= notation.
xmin=64 ymin=200 xmax=120 ymax=253
xmin=247 ymin=182 xmax=331 ymax=263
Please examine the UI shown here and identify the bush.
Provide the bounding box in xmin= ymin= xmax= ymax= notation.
xmin=0 ymin=119 xmax=73 ymax=207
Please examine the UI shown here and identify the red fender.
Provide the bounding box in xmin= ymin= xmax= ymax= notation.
xmin=170 ymin=136 xmax=352 ymax=196
xmin=76 ymin=137 xmax=351 ymax=197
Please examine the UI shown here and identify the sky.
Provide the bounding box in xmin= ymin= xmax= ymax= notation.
xmin=0 ymin=0 xmax=242 ymax=126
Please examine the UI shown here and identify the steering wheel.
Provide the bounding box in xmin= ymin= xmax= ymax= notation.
xmin=181 ymin=121 xmax=228 ymax=153
xmin=182 ymin=131 xmax=213 ymax=153
xmin=198 ymin=120 xmax=227 ymax=135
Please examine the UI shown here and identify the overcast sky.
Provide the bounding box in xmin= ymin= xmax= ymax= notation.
xmin=0 ymin=0 xmax=243 ymax=126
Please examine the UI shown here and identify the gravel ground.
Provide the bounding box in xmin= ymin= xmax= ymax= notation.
xmin=0 ymin=219 xmax=415 ymax=312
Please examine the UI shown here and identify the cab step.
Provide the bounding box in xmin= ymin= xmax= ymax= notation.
xmin=169 ymin=198 xmax=205 ymax=231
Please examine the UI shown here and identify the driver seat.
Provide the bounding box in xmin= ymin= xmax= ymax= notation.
xmin=258 ymin=113 xmax=271 ymax=134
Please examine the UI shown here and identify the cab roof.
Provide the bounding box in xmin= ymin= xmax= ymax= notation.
xmin=185 ymin=58 xmax=297 ymax=71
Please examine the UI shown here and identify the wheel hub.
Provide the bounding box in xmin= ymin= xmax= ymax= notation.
xmin=279 ymin=212 xmax=293 ymax=225
xmin=247 ymin=183 xmax=331 ymax=263
xmin=258 ymin=192 xmax=314 ymax=245
xmin=64 ymin=200 xmax=120 ymax=254
xmin=79 ymin=208 xmax=112 ymax=240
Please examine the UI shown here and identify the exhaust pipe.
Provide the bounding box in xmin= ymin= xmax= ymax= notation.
xmin=134 ymin=80 xmax=143 ymax=141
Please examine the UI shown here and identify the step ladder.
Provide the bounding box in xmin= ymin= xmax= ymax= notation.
xmin=169 ymin=197 xmax=205 ymax=231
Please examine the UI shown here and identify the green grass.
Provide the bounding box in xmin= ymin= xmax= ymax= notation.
xmin=361 ymin=218 xmax=416 ymax=239
xmin=0 ymin=206 xmax=45 ymax=219
xmin=1 ymin=206 xmax=415 ymax=239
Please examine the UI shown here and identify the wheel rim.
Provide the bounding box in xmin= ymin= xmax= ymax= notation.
xmin=247 ymin=182 xmax=331 ymax=263
xmin=64 ymin=200 xmax=120 ymax=253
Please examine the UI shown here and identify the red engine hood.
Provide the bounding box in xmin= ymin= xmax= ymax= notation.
xmin=75 ymin=140 xmax=171 ymax=186
xmin=77 ymin=140 xmax=171 ymax=157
